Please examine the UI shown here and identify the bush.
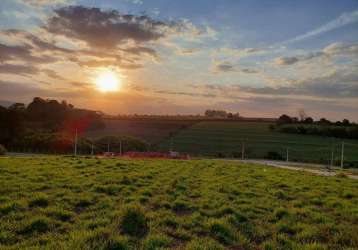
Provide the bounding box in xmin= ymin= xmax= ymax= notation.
xmin=265 ymin=151 xmax=284 ymax=160
xmin=20 ymin=217 xmax=52 ymax=234
xmin=118 ymin=205 xmax=148 ymax=237
xmin=0 ymin=144 xmax=6 ymax=155
xmin=29 ymin=194 xmax=49 ymax=208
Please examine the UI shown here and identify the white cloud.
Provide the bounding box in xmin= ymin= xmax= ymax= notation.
xmin=283 ymin=9 xmax=358 ymax=44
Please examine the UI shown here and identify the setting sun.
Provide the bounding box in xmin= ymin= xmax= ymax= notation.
xmin=95 ymin=70 xmax=120 ymax=92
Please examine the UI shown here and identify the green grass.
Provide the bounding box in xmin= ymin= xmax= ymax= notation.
xmin=0 ymin=156 xmax=357 ymax=249
xmin=159 ymin=121 xmax=358 ymax=164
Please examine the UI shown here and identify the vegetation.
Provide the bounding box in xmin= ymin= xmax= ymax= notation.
xmin=276 ymin=114 xmax=358 ymax=139
xmin=0 ymin=157 xmax=357 ymax=249
xmin=95 ymin=136 xmax=148 ymax=153
xmin=159 ymin=121 xmax=358 ymax=166
xmin=0 ymin=144 xmax=6 ymax=155
xmin=0 ymin=97 xmax=104 ymax=153
xmin=85 ymin=118 xmax=197 ymax=145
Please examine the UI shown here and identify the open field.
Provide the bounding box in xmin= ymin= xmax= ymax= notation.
xmin=0 ymin=157 xmax=357 ymax=249
xmin=85 ymin=118 xmax=198 ymax=144
xmin=159 ymin=121 xmax=358 ymax=165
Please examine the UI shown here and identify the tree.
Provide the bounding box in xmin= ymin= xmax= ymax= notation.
xmin=318 ymin=118 xmax=331 ymax=125
xmin=342 ymin=119 xmax=350 ymax=126
xmin=204 ymin=110 xmax=228 ymax=118
xmin=303 ymin=117 xmax=314 ymax=124
xmin=277 ymin=114 xmax=293 ymax=125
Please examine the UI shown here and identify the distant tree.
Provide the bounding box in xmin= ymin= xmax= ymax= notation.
xmin=303 ymin=117 xmax=314 ymax=124
xmin=204 ymin=110 xmax=228 ymax=118
xmin=318 ymin=118 xmax=331 ymax=125
xmin=342 ymin=119 xmax=350 ymax=126
xmin=277 ymin=114 xmax=293 ymax=125
xmin=227 ymin=112 xmax=233 ymax=119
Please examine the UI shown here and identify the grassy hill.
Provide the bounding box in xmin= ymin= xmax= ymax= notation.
xmin=85 ymin=118 xmax=198 ymax=144
xmin=159 ymin=121 xmax=358 ymax=166
xmin=0 ymin=157 xmax=357 ymax=249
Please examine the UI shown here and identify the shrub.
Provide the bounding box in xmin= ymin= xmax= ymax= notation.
xmin=29 ymin=194 xmax=49 ymax=208
xmin=20 ymin=217 xmax=51 ymax=234
xmin=265 ymin=151 xmax=284 ymax=160
xmin=0 ymin=144 xmax=6 ymax=155
xmin=0 ymin=202 xmax=22 ymax=215
xmin=118 ymin=205 xmax=148 ymax=237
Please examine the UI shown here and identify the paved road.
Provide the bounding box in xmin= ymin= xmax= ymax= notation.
xmin=238 ymin=159 xmax=358 ymax=180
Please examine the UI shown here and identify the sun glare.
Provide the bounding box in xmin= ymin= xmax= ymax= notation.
xmin=95 ymin=71 xmax=120 ymax=92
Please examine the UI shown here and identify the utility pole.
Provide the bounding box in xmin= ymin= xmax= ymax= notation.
xmin=241 ymin=141 xmax=245 ymax=160
xmin=74 ymin=128 xmax=78 ymax=156
xmin=330 ymin=146 xmax=334 ymax=168
xmin=120 ymin=140 xmax=122 ymax=156
xmin=91 ymin=143 xmax=94 ymax=156
xmin=286 ymin=148 xmax=289 ymax=162
xmin=107 ymin=141 xmax=110 ymax=153
xmin=340 ymin=142 xmax=344 ymax=168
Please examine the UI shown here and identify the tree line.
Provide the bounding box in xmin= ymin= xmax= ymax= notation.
xmin=273 ymin=114 xmax=358 ymax=139
xmin=0 ymin=97 xmax=104 ymax=153
xmin=204 ymin=110 xmax=240 ymax=119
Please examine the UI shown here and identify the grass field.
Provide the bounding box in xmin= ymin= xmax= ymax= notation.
xmin=159 ymin=121 xmax=358 ymax=165
xmin=0 ymin=157 xmax=357 ymax=249
xmin=85 ymin=119 xmax=197 ymax=145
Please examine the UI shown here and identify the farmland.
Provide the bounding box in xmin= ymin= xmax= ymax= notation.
xmin=85 ymin=118 xmax=198 ymax=145
xmin=158 ymin=121 xmax=358 ymax=165
xmin=0 ymin=157 xmax=357 ymax=249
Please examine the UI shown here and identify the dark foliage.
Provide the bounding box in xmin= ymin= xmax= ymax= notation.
xmin=0 ymin=144 xmax=6 ymax=155
xmin=275 ymin=114 xmax=357 ymax=139
xmin=0 ymin=97 xmax=105 ymax=153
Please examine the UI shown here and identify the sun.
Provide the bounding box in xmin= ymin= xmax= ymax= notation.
xmin=95 ymin=70 xmax=120 ymax=92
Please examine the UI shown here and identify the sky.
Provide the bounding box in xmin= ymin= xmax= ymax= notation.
xmin=0 ymin=0 xmax=357 ymax=120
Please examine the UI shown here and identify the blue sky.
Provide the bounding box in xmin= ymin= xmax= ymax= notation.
xmin=0 ymin=0 xmax=357 ymax=120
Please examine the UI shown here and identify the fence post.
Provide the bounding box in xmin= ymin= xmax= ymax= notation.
xmin=340 ymin=142 xmax=344 ymax=168
xmin=74 ymin=128 xmax=77 ymax=156
xmin=286 ymin=148 xmax=289 ymax=162
xmin=241 ymin=141 xmax=245 ymax=160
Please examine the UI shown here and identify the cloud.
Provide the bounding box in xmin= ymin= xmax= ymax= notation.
xmin=275 ymin=51 xmax=324 ymax=65
xmin=155 ymin=90 xmax=216 ymax=98
xmin=21 ymin=0 xmax=72 ymax=7
xmin=275 ymin=43 xmax=358 ymax=66
xmin=0 ymin=63 xmax=39 ymax=75
xmin=193 ymin=69 xmax=358 ymax=99
xmin=44 ymin=6 xmax=190 ymax=49
xmin=41 ymin=69 xmax=66 ymax=80
xmin=284 ymin=9 xmax=358 ymax=44
xmin=212 ymin=61 xmax=258 ymax=74
xmin=323 ymin=42 xmax=358 ymax=56
xmin=213 ymin=61 xmax=236 ymax=73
